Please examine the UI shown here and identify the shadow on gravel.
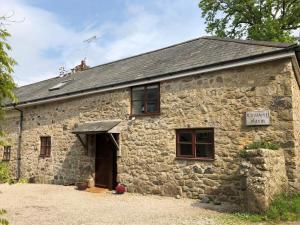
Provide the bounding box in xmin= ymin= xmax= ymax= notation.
xmin=191 ymin=200 xmax=240 ymax=213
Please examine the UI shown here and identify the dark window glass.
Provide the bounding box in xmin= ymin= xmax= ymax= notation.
xmin=196 ymin=144 xmax=213 ymax=158
xmin=179 ymin=132 xmax=192 ymax=142
xmin=179 ymin=144 xmax=193 ymax=156
xmin=40 ymin=137 xmax=51 ymax=157
xmin=3 ymin=146 xmax=11 ymax=161
xmin=131 ymin=84 xmax=159 ymax=115
xmin=132 ymin=86 xmax=145 ymax=114
xmin=176 ymin=129 xmax=214 ymax=160
xmin=196 ymin=130 xmax=213 ymax=143
xmin=146 ymin=85 xmax=159 ymax=113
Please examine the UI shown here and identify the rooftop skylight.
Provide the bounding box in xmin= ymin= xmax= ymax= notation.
xmin=49 ymin=79 xmax=72 ymax=91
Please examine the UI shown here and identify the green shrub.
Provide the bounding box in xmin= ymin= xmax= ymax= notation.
xmin=18 ymin=178 xmax=28 ymax=184
xmin=244 ymin=140 xmax=279 ymax=150
xmin=0 ymin=209 xmax=9 ymax=225
xmin=0 ymin=162 xmax=12 ymax=184
xmin=239 ymin=149 xmax=249 ymax=158
xmin=235 ymin=193 xmax=300 ymax=222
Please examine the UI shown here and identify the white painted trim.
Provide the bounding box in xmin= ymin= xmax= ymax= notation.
xmin=7 ymin=51 xmax=296 ymax=109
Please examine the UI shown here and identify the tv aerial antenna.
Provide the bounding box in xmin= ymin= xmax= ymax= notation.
xmin=83 ymin=35 xmax=98 ymax=60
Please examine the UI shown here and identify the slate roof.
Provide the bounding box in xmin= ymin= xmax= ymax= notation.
xmin=10 ymin=36 xmax=297 ymax=106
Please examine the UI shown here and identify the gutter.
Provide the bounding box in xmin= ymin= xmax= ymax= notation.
xmin=5 ymin=49 xmax=297 ymax=109
xmin=13 ymin=104 xmax=23 ymax=181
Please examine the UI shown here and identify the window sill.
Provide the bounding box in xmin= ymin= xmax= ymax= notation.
xmin=130 ymin=113 xmax=161 ymax=117
xmin=39 ymin=155 xmax=51 ymax=158
xmin=175 ymin=157 xmax=215 ymax=161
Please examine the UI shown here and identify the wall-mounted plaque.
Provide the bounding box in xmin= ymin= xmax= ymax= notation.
xmin=245 ymin=110 xmax=270 ymax=126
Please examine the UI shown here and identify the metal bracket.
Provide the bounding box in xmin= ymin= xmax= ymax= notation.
xmin=109 ymin=133 xmax=121 ymax=157
xmin=76 ymin=134 xmax=88 ymax=153
xmin=108 ymin=133 xmax=119 ymax=150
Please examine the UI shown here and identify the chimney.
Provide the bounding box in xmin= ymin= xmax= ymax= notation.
xmin=72 ymin=59 xmax=89 ymax=73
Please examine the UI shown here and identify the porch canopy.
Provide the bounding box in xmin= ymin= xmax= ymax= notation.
xmin=72 ymin=120 xmax=121 ymax=153
xmin=72 ymin=120 xmax=121 ymax=134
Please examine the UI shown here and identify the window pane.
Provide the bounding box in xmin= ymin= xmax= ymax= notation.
xmin=47 ymin=137 xmax=51 ymax=146
xmin=132 ymin=100 xmax=145 ymax=114
xmin=196 ymin=130 xmax=212 ymax=143
xmin=132 ymin=87 xmax=145 ymax=101
xmin=46 ymin=146 xmax=51 ymax=156
xmin=196 ymin=144 xmax=213 ymax=158
xmin=179 ymin=144 xmax=193 ymax=156
xmin=41 ymin=138 xmax=46 ymax=146
xmin=147 ymin=101 xmax=158 ymax=113
xmin=40 ymin=146 xmax=46 ymax=155
xmin=3 ymin=146 xmax=10 ymax=161
xmin=147 ymin=85 xmax=159 ymax=101
xmin=40 ymin=137 xmax=51 ymax=157
xmin=179 ymin=132 xmax=192 ymax=142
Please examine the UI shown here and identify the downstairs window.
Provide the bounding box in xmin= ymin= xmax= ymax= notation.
xmin=176 ymin=128 xmax=214 ymax=160
xmin=40 ymin=136 xmax=51 ymax=157
xmin=3 ymin=146 xmax=11 ymax=161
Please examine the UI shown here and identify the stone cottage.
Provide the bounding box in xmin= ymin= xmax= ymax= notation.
xmin=2 ymin=36 xmax=300 ymax=205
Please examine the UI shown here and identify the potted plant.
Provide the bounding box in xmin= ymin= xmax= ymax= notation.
xmin=76 ymin=181 xmax=88 ymax=190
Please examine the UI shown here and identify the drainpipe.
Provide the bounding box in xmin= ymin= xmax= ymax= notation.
xmin=13 ymin=104 xmax=23 ymax=181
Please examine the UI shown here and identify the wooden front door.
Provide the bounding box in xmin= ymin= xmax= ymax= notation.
xmin=95 ymin=134 xmax=116 ymax=190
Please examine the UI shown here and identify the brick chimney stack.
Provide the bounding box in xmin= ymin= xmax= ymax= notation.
xmin=72 ymin=60 xmax=89 ymax=73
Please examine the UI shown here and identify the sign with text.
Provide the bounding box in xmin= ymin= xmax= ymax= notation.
xmin=245 ymin=110 xmax=270 ymax=126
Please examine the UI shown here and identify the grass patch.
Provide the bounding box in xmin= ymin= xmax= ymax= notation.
xmin=18 ymin=178 xmax=28 ymax=184
xmin=244 ymin=140 xmax=279 ymax=150
xmin=234 ymin=193 xmax=300 ymax=223
xmin=239 ymin=149 xmax=249 ymax=158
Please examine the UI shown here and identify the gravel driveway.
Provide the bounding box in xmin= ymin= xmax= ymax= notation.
xmin=0 ymin=184 xmax=245 ymax=225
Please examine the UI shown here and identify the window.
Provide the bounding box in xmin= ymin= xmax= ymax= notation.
xmin=40 ymin=136 xmax=51 ymax=157
xmin=131 ymin=84 xmax=160 ymax=115
xmin=3 ymin=146 xmax=11 ymax=161
xmin=176 ymin=128 xmax=214 ymax=160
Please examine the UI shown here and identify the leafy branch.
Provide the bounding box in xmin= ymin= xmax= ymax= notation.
xmin=199 ymin=0 xmax=300 ymax=42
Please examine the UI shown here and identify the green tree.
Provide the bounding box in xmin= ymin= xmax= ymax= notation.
xmin=0 ymin=17 xmax=17 ymax=145
xmin=199 ymin=0 xmax=300 ymax=43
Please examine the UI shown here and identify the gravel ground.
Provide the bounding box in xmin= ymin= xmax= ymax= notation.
xmin=4 ymin=183 xmax=298 ymax=225
xmin=0 ymin=183 xmax=245 ymax=225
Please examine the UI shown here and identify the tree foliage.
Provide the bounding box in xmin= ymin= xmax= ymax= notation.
xmin=0 ymin=209 xmax=8 ymax=225
xmin=199 ymin=0 xmax=300 ymax=43
xmin=0 ymin=17 xmax=16 ymax=146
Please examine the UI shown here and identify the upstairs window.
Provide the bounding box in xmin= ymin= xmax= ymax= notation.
xmin=131 ymin=84 xmax=160 ymax=115
xmin=176 ymin=128 xmax=214 ymax=160
xmin=3 ymin=146 xmax=11 ymax=161
xmin=40 ymin=136 xmax=51 ymax=157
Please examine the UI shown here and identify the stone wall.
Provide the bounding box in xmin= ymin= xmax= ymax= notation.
xmin=240 ymin=149 xmax=288 ymax=213
xmin=0 ymin=110 xmax=20 ymax=178
xmin=291 ymin=65 xmax=300 ymax=191
xmin=1 ymin=58 xmax=299 ymax=205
